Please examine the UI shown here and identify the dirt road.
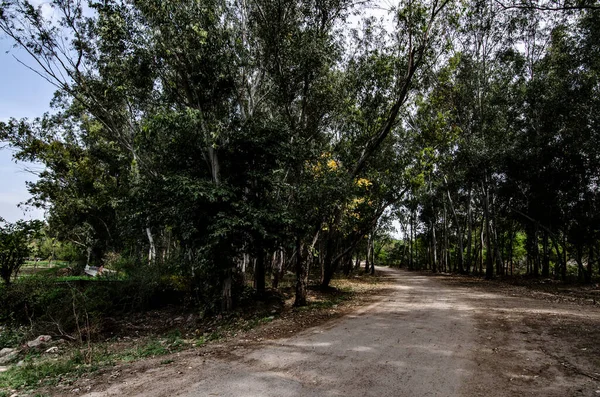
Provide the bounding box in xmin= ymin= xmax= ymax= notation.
xmin=83 ymin=267 xmax=600 ymax=397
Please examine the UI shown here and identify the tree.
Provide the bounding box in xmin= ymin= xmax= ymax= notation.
xmin=0 ymin=218 xmax=42 ymax=285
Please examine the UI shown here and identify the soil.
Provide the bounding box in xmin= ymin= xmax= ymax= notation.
xmin=37 ymin=268 xmax=600 ymax=396
xmin=432 ymin=272 xmax=600 ymax=397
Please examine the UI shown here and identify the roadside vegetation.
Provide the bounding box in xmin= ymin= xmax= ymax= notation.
xmin=0 ymin=269 xmax=387 ymax=396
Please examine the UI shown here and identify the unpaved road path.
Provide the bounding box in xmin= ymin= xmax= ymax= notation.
xmin=83 ymin=267 xmax=600 ymax=397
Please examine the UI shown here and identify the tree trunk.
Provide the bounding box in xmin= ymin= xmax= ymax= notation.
xmin=254 ymin=245 xmax=265 ymax=297
xmin=542 ymin=231 xmax=550 ymax=278
xmin=532 ymin=227 xmax=540 ymax=277
xmin=465 ymin=188 xmax=473 ymax=274
xmin=272 ymin=250 xmax=283 ymax=289
xmin=322 ymin=232 xmax=336 ymax=287
xmin=409 ymin=217 xmax=414 ymax=270
xmin=588 ymin=245 xmax=594 ymax=283
xmin=431 ymin=220 xmax=437 ymax=273
xmin=146 ymin=227 xmax=156 ymax=264
xmin=483 ymin=182 xmax=493 ymax=279
xmin=294 ymin=238 xmax=308 ymax=307
xmin=576 ymin=245 xmax=586 ymax=283
xmin=490 ymin=197 xmax=503 ymax=276
xmin=365 ymin=234 xmax=371 ymax=273
xmin=479 ymin=220 xmax=485 ymax=276
xmin=509 ymin=223 xmax=515 ymax=276
xmin=562 ymin=234 xmax=567 ymax=281
xmin=221 ymin=268 xmax=233 ymax=311
xmin=343 ymin=252 xmax=352 ymax=275
xmin=370 ymin=241 xmax=375 ymax=275
xmin=443 ymin=201 xmax=449 ymax=272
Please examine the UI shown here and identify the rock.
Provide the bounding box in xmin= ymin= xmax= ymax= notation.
xmin=0 ymin=366 xmax=8 ymax=373
xmin=26 ymin=335 xmax=52 ymax=349
xmin=45 ymin=346 xmax=59 ymax=354
xmin=0 ymin=348 xmax=18 ymax=365
xmin=173 ymin=316 xmax=184 ymax=323
xmin=0 ymin=347 xmax=16 ymax=357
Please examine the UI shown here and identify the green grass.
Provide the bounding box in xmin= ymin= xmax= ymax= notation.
xmin=0 ymin=353 xmax=91 ymax=391
xmin=294 ymin=292 xmax=351 ymax=312
xmin=54 ymin=275 xmax=97 ymax=282
xmin=0 ymin=333 xmax=189 ymax=394
xmin=22 ymin=261 xmax=71 ymax=268
xmin=242 ymin=315 xmax=275 ymax=331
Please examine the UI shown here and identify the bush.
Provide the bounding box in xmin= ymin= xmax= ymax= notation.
xmin=0 ymin=266 xmax=178 ymax=339
xmin=0 ymin=253 xmax=241 ymax=339
xmin=0 ymin=325 xmax=27 ymax=349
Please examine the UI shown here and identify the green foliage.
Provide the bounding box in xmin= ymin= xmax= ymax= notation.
xmin=0 ymin=219 xmax=42 ymax=285
xmin=0 ymin=326 xmax=27 ymax=349
xmin=0 ymin=259 xmax=187 ymax=337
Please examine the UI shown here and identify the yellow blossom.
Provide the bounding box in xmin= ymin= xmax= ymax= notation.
xmin=355 ymin=178 xmax=372 ymax=188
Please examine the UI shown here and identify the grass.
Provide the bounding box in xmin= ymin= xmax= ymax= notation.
xmin=0 ymin=353 xmax=92 ymax=391
xmin=108 ymin=331 xmax=187 ymax=363
xmin=241 ymin=315 xmax=275 ymax=331
xmin=22 ymin=261 xmax=71 ymax=269
xmin=293 ymin=287 xmax=353 ymax=312
xmin=0 ymin=332 xmax=188 ymax=394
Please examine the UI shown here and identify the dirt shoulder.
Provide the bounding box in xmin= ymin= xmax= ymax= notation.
xmin=429 ymin=272 xmax=600 ymax=397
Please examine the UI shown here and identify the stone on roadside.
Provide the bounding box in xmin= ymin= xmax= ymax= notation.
xmin=26 ymin=335 xmax=52 ymax=349
xmin=0 ymin=348 xmax=18 ymax=365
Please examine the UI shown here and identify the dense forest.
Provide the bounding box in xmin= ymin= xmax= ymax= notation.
xmin=0 ymin=0 xmax=599 ymax=323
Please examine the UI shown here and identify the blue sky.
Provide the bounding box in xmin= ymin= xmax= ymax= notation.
xmin=0 ymin=39 xmax=54 ymax=222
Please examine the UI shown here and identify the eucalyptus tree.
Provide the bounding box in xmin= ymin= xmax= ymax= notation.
xmin=0 ymin=0 xmax=355 ymax=307
xmin=507 ymin=9 xmax=600 ymax=280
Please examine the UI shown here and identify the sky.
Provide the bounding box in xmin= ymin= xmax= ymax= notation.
xmin=0 ymin=0 xmax=57 ymax=223
xmin=0 ymin=40 xmax=54 ymax=222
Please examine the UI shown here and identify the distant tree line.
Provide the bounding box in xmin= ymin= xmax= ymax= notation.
xmin=392 ymin=0 xmax=600 ymax=281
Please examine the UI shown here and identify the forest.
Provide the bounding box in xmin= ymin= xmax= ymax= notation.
xmin=0 ymin=0 xmax=599 ymax=342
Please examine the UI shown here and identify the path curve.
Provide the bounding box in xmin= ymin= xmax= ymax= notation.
xmin=85 ymin=267 xmax=477 ymax=397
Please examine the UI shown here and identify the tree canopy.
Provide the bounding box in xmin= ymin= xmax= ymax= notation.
xmin=1 ymin=0 xmax=599 ymax=308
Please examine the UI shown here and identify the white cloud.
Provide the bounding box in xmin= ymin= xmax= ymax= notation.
xmin=28 ymin=0 xmax=56 ymax=21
